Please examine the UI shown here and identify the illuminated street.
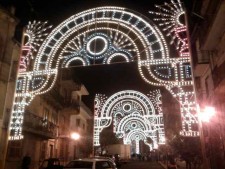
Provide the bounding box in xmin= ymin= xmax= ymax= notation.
xmin=0 ymin=0 xmax=225 ymax=169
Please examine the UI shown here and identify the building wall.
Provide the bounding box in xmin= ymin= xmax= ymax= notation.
xmin=192 ymin=1 xmax=225 ymax=169
xmin=0 ymin=6 xmax=20 ymax=169
xmin=5 ymin=80 xmax=93 ymax=169
xmin=0 ymin=6 xmax=93 ymax=169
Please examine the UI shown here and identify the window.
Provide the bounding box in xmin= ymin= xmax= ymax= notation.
xmin=83 ymin=124 xmax=85 ymax=130
xmin=49 ymin=144 xmax=54 ymax=158
xmin=40 ymin=142 xmax=47 ymax=160
xmin=7 ymin=140 xmax=22 ymax=159
xmin=205 ymin=76 xmax=209 ymax=97
xmin=95 ymin=161 xmax=112 ymax=169
xmin=76 ymin=119 xmax=80 ymax=127
xmin=52 ymin=111 xmax=58 ymax=124
xmin=43 ymin=107 xmax=50 ymax=126
xmin=77 ymin=95 xmax=80 ymax=101
xmin=65 ymin=161 xmax=93 ymax=168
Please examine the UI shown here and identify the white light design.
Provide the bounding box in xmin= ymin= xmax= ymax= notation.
xmin=9 ymin=3 xmax=197 ymax=139
xmin=93 ymin=90 xmax=165 ymax=154
xmin=149 ymin=0 xmax=186 ymax=51
xmin=145 ymin=0 xmax=198 ymax=137
xmin=9 ymin=21 xmax=52 ymax=140
xmin=86 ymin=36 xmax=109 ymax=56
xmin=106 ymin=53 xmax=130 ymax=64
xmin=19 ymin=21 xmax=52 ymax=72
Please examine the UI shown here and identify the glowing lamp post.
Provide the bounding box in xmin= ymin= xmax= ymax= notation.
xmin=198 ymin=106 xmax=215 ymax=123
xmin=198 ymin=106 xmax=216 ymax=169
xmin=71 ymin=132 xmax=80 ymax=159
xmin=71 ymin=132 xmax=80 ymax=140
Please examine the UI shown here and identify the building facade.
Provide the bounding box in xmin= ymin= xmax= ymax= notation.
xmin=5 ymin=72 xmax=93 ymax=169
xmin=0 ymin=6 xmax=20 ymax=169
xmin=191 ymin=1 xmax=225 ymax=169
xmin=0 ymin=6 xmax=93 ymax=169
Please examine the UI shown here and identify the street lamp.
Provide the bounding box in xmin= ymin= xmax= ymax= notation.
xmin=198 ymin=105 xmax=216 ymax=169
xmin=198 ymin=106 xmax=215 ymax=122
xmin=70 ymin=132 xmax=80 ymax=159
xmin=71 ymin=132 xmax=80 ymax=140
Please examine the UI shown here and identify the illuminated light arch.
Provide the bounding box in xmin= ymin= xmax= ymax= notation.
xmin=10 ymin=0 xmax=197 ymax=140
xmin=93 ymin=90 xmax=165 ymax=147
xmin=147 ymin=0 xmax=198 ymax=137
xmin=124 ymin=129 xmax=157 ymax=153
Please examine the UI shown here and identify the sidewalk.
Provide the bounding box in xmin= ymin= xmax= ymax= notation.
xmin=158 ymin=160 xmax=186 ymax=169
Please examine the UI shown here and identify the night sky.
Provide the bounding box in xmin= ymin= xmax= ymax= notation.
xmin=0 ymin=0 xmax=196 ymax=110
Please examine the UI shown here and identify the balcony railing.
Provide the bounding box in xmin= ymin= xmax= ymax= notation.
xmin=196 ymin=50 xmax=212 ymax=64
xmin=23 ymin=110 xmax=58 ymax=139
xmin=212 ymin=61 xmax=225 ymax=90
xmin=80 ymin=101 xmax=92 ymax=117
xmin=42 ymin=88 xmax=65 ymax=109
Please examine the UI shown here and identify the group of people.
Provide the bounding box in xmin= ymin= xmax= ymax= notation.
xmin=167 ymin=155 xmax=177 ymax=169
xmin=165 ymin=153 xmax=202 ymax=169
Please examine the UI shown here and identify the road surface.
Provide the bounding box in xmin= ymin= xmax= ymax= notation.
xmin=120 ymin=161 xmax=164 ymax=169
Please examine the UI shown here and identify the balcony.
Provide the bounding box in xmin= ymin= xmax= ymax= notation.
xmin=80 ymin=101 xmax=92 ymax=118
xmin=194 ymin=50 xmax=212 ymax=76
xmin=212 ymin=61 xmax=225 ymax=95
xmin=65 ymin=99 xmax=80 ymax=114
xmin=23 ymin=110 xmax=57 ymax=139
xmin=42 ymin=88 xmax=65 ymax=109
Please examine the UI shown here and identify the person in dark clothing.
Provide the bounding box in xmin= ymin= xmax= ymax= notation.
xmin=167 ymin=155 xmax=177 ymax=169
xmin=21 ymin=154 xmax=31 ymax=169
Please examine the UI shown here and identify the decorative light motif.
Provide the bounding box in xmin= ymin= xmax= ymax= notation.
xmin=10 ymin=3 xmax=197 ymax=140
xmin=144 ymin=0 xmax=198 ymax=137
xmin=9 ymin=21 xmax=52 ymax=140
xmin=19 ymin=21 xmax=52 ymax=72
xmin=149 ymin=0 xmax=187 ymax=53
xmin=94 ymin=90 xmax=165 ymax=153
xmin=61 ymin=31 xmax=135 ymax=67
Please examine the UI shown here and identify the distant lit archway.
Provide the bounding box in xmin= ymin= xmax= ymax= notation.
xmin=9 ymin=0 xmax=198 ymax=140
xmin=93 ymin=90 xmax=165 ymax=153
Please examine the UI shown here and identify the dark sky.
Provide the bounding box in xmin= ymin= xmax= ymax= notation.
xmin=0 ymin=0 xmax=195 ymax=26
xmin=0 ymin=0 xmax=196 ymax=110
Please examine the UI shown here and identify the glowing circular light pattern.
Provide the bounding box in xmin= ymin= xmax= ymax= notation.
xmin=86 ymin=35 xmax=109 ymax=56
xmin=123 ymin=103 xmax=132 ymax=112
xmin=9 ymin=3 xmax=197 ymax=140
xmin=105 ymin=53 xmax=130 ymax=64
xmin=64 ymin=56 xmax=87 ymax=67
xmin=101 ymin=90 xmax=156 ymax=118
xmin=149 ymin=0 xmax=185 ymax=49
xmin=94 ymin=90 xmax=165 ymax=153
xmin=60 ymin=29 xmax=136 ymax=67
xmin=124 ymin=129 xmax=156 ymax=152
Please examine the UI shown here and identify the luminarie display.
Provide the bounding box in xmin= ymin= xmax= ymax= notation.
xmin=94 ymin=90 xmax=165 ymax=153
xmin=9 ymin=1 xmax=198 ymax=140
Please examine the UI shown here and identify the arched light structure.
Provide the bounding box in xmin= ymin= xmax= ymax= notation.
xmin=9 ymin=0 xmax=197 ymax=140
xmin=94 ymin=90 xmax=165 ymax=153
xmin=148 ymin=0 xmax=198 ymax=136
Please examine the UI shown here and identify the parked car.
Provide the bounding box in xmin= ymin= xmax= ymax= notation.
xmin=39 ymin=158 xmax=63 ymax=169
xmin=94 ymin=155 xmax=121 ymax=168
xmin=93 ymin=156 xmax=117 ymax=168
xmin=64 ymin=158 xmax=117 ymax=169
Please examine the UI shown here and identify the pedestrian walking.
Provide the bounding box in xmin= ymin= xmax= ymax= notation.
xmin=21 ymin=154 xmax=31 ymax=169
xmin=167 ymin=155 xmax=177 ymax=169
